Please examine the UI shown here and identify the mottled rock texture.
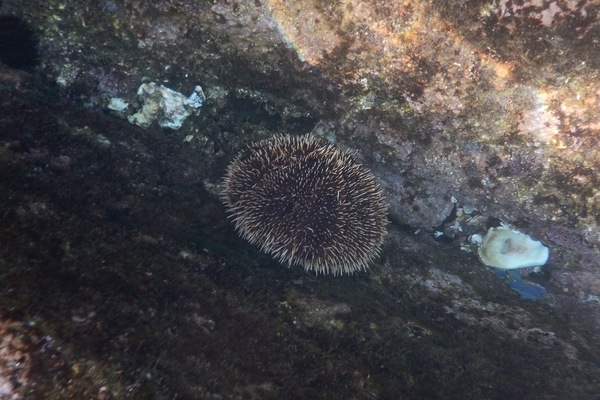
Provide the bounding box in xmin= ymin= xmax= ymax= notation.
xmin=1 ymin=0 xmax=599 ymax=398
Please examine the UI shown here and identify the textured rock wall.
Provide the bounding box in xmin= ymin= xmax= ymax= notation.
xmin=1 ymin=0 xmax=600 ymax=398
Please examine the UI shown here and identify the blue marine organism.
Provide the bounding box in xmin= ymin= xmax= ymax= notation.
xmin=495 ymin=269 xmax=547 ymax=301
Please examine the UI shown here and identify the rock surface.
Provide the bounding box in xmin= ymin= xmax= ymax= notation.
xmin=0 ymin=0 xmax=599 ymax=398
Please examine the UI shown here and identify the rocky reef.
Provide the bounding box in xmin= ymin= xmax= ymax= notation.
xmin=0 ymin=0 xmax=599 ymax=398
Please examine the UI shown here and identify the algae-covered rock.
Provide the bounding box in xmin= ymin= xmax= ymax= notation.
xmin=1 ymin=0 xmax=599 ymax=398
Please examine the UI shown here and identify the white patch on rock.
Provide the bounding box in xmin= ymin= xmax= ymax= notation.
xmin=107 ymin=97 xmax=130 ymax=112
xmin=127 ymin=83 xmax=205 ymax=130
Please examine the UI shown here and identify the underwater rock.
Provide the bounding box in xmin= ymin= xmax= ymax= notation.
xmin=2 ymin=0 xmax=600 ymax=397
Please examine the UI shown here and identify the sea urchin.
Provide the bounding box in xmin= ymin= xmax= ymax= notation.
xmin=221 ymin=134 xmax=388 ymax=275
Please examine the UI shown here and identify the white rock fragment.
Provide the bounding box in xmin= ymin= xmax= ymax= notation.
xmin=477 ymin=225 xmax=549 ymax=270
xmin=107 ymin=97 xmax=129 ymax=112
xmin=185 ymin=86 xmax=205 ymax=108
xmin=127 ymin=82 xmax=205 ymax=130
xmin=470 ymin=233 xmax=483 ymax=245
